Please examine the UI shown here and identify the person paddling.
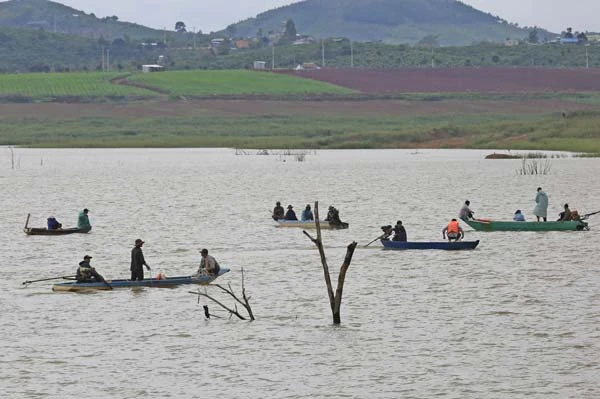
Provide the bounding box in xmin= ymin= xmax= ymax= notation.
xmin=442 ymin=218 xmax=464 ymax=242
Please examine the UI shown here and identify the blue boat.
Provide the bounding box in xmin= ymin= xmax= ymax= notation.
xmin=52 ymin=268 xmax=230 ymax=292
xmin=381 ymin=239 xmax=480 ymax=250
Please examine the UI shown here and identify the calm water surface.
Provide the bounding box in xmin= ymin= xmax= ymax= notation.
xmin=1 ymin=149 xmax=599 ymax=398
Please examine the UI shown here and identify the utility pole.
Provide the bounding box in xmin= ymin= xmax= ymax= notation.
xmin=106 ymin=48 xmax=110 ymax=72
xmin=350 ymin=40 xmax=354 ymax=68
xmin=586 ymin=45 xmax=590 ymax=68
xmin=101 ymin=46 xmax=105 ymax=72
xmin=321 ymin=39 xmax=325 ymax=67
xmin=193 ymin=26 xmax=196 ymax=49
xmin=431 ymin=45 xmax=434 ymax=68
xmin=272 ymin=45 xmax=275 ymax=70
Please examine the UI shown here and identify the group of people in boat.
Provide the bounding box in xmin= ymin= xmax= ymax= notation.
xmin=272 ymin=201 xmax=345 ymax=226
xmin=74 ymin=237 xmax=220 ymax=284
xmin=46 ymin=208 xmax=91 ymax=230
xmin=380 ymin=221 xmax=407 ymax=242
xmin=458 ymin=188 xmax=582 ymax=224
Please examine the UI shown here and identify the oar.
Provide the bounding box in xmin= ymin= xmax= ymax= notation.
xmin=22 ymin=275 xmax=76 ymax=286
xmin=365 ymin=234 xmax=385 ymax=247
xmin=583 ymin=210 xmax=600 ymax=219
xmin=101 ymin=279 xmax=113 ymax=290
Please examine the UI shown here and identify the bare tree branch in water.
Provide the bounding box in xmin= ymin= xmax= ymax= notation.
xmin=303 ymin=201 xmax=358 ymax=324
xmin=190 ymin=268 xmax=254 ymax=321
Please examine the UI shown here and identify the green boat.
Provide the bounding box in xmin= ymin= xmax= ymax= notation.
xmin=463 ymin=218 xmax=588 ymax=232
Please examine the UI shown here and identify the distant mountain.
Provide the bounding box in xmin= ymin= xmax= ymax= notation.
xmin=225 ymin=0 xmax=545 ymax=46
xmin=0 ymin=0 xmax=162 ymax=40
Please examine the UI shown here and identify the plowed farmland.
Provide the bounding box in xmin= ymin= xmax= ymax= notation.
xmin=280 ymin=67 xmax=600 ymax=94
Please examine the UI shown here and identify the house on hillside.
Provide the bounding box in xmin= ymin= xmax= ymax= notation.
xmin=234 ymin=39 xmax=250 ymax=49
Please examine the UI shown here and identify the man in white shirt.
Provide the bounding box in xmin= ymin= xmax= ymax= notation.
xmin=196 ymin=248 xmax=221 ymax=276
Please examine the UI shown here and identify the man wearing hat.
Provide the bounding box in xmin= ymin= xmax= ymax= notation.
xmin=76 ymin=255 xmax=105 ymax=283
xmin=131 ymin=239 xmax=150 ymax=281
xmin=284 ymin=205 xmax=298 ymax=221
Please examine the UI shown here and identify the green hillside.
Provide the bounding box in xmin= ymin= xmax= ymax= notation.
xmin=227 ymin=0 xmax=547 ymax=46
xmin=0 ymin=0 xmax=165 ymax=41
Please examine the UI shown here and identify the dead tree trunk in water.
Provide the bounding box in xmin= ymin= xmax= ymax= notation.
xmin=303 ymin=201 xmax=357 ymax=324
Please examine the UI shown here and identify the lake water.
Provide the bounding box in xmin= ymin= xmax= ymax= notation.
xmin=1 ymin=149 xmax=599 ymax=398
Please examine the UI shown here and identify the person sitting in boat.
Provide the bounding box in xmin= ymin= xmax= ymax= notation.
xmin=513 ymin=210 xmax=526 ymax=221
xmin=284 ymin=205 xmax=298 ymax=221
xmin=195 ymin=248 xmax=221 ymax=276
xmin=272 ymin=201 xmax=285 ymax=221
xmin=558 ymin=203 xmax=573 ymax=221
xmin=325 ymin=206 xmax=344 ymax=226
xmin=392 ymin=220 xmax=407 ymax=242
xmin=301 ymin=204 xmax=314 ymax=221
xmin=459 ymin=200 xmax=474 ymax=221
xmin=380 ymin=225 xmax=393 ymax=240
xmin=76 ymin=255 xmax=105 ymax=283
xmin=442 ymin=219 xmax=464 ymax=242
xmin=47 ymin=216 xmax=62 ymax=230
xmin=77 ymin=208 xmax=91 ymax=229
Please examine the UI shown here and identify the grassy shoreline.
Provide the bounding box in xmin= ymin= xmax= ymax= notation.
xmin=1 ymin=70 xmax=600 ymax=153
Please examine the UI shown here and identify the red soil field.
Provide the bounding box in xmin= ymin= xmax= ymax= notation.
xmin=279 ymin=67 xmax=600 ymax=94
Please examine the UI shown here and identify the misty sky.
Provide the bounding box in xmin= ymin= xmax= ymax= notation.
xmin=46 ymin=0 xmax=600 ymax=34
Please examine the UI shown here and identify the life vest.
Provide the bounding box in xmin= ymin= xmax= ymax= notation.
xmin=447 ymin=220 xmax=460 ymax=234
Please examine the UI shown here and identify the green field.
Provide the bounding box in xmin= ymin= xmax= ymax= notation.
xmin=127 ymin=70 xmax=355 ymax=96
xmin=0 ymin=72 xmax=154 ymax=99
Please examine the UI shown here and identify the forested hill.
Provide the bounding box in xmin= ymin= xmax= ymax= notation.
xmin=225 ymin=0 xmax=540 ymax=46
xmin=0 ymin=0 xmax=162 ymax=40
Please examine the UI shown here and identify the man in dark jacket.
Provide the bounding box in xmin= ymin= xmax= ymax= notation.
xmin=131 ymin=239 xmax=150 ymax=281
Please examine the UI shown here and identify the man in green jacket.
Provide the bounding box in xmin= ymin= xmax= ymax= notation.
xmin=77 ymin=208 xmax=91 ymax=229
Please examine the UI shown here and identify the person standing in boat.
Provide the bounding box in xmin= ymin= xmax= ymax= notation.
xmin=301 ymin=204 xmax=314 ymax=221
xmin=513 ymin=210 xmax=526 ymax=221
xmin=131 ymin=239 xmax=150 ymax=281
xmin=77 ymin=208 xmax=91 ymax=229
xmin=47 ymin=216 xmax=62 ymax=230
xmin=76 ymin=255 xmax=105 ymax=283
xmin=272 ymin=201 xmax=285 ymax=221
xmin=533 ymin=187 xmax=548 ymax=222
xmin=284 ymin=205 xmax=298 ymax=221
xmin=459 ymin=200 xmax=474 ymax=221
xmin=196 ymin=248 xmax=221 ymax=276
xmin=442 ymin=219 xmax=464 ymax=242
xmin=392 ymin=220 xmax=407 ymax=241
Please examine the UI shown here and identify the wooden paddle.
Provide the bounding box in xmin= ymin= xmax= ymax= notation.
xmin=365 ymin=234 xmax=386 ymax=247
xmin=22 ymin=275 xmax=76 ymax=286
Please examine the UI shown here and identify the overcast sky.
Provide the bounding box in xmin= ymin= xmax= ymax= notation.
xmin=49 ymin=0 xmax=600 ymax=34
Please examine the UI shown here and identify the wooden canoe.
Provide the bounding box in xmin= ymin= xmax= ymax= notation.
xmin=381 ymin=239 xmax=480 ymax=250
xmin=464 ymin=218 xmax=588 ymax=232
xmin=23 ymin=213 xmax=91 ymax=235
xmin=275 ymin=220 xmax=349 ymax=229
xmin=52 ymin=268 xmax=230 ymax=292
xmin=24 ymin=226 xmax=92 ymax=236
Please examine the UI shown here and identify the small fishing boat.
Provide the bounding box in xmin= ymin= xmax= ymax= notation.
xmin=52 ymin=268 xmax=230 ymax=292
xmin=464 ymin=218 xmax=588 ymax=232
xmin=24 ymin=227 xmax=92 ymax=236
xmin=275 ymin=220 xmax=349 ymax=229
xmin=381 ymin=239 xmax=480 ymax=250
xmin=23 ymin=213 xmax=91 ymax=236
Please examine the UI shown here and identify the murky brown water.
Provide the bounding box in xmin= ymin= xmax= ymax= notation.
xmin=1 ymin=148 xmax=599 ymax=398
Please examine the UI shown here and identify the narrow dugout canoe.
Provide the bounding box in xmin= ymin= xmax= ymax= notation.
xmin=381 ymin=239 xmax=480 ymax=250
xmin=464 ymin=218 xmax=588 ymax=232
xmin=24 ymin=227 xmax=92 ymax=236
xmin=275 ymin=220 xmax=349 ymax=229
xmin=52 ymin=268 xmax=230 ymax=292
